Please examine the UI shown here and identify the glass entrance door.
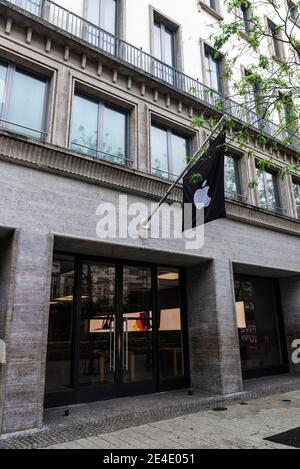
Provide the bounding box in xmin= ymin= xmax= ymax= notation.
xmin=120 ymin=266 xmax=155 ymax=395
xmin=45 ymin=256 xmax=189 ymax=408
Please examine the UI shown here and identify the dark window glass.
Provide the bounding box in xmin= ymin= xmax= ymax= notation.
xmin=239 ymin=3 xmax=252 ymax=33
xmin=45 ymin=256 xmax=75 ymax=393
xmin=123 ymin=266 xmax=153 ymax=383
xmin=202 ymin=0 xmax=217 ymax=11
xmin=293 ymin=181 xmax=300 ymax=219
xmin=204 ymin=45 xmax=222 ymax=93
xmin=257 ymin=168 xmax=281 ymax=214
xmin=151 ymin=125 xmax=189 ymax=181
xmin=289 ymin=1 xmax=300 ymax=24
xmin=153 ymin=21 xmax=176 ymax=84
xmin=79 ymin=262 xmax=116 ymax=386
xmin=225 ymin=155 xmax=242 ymax=201
xmin=158 ymin=268 xmax=184 ymax=379
xmin=71 ymin=93 xmax=128 ymax=165
xmin=235 ymin=276 xmax=286 ymax=374
xmin=268 ymin=21 xmax=283 ymax=59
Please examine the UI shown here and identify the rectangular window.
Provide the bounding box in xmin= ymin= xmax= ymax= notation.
xmin=151 ymin=124 xmax=189 ymax=181
xmin=268 ymin=20 xmax=283 ymax=59
xmin=293 ymin=181 xmax=300 ymax=219
xmin=281 ymin=94 xmax=296 ymax=137
xmin=85 ymin=0 xmax=117 ymax=54
xmin=238 ymin=2 xmax=252 ymax=34
xmin=257 ymin=167 xmax=281 ymax=214
xmin=225 ymin=155 xmax=243 ymax=201
xmin=0 ymin=61 xmax=47 ymax=140
xmin=289 ymin=1 xmax=300 ymax=24
xmin=153 ymin=21 xmax=176 ymax=84
xmin=204 ymin=45 xmax=222 ymax=94
xmin=202 ymin=0 xmax=218 ymax=11
xmin=235 ymin=275 xmax=287 ymax=378
xmin=86 ymin=0 xmax=117 ymax=34
xmin=71 ymin=93 xmax=128 ymax=166
xmin=158 ymin=268 xmax=184 ymax=379
xmin=45 ymin=255 xmax=75 ymax=393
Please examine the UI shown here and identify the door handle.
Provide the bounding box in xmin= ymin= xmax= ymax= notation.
xmin=109 ymin=320 xmax=116 ymax=372
xmin=123 ymin=319 xmax=129 ymax=371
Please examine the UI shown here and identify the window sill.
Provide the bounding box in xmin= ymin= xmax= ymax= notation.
xmin=197 ymin=1 xmax=223 ymax=21
xmin=271 ymin=54 xmax=286 ymax=65
xmin=290 ymin=17 xmax=300 ymax=29
xmin=238 ymin=30 xmax=252 ymax=43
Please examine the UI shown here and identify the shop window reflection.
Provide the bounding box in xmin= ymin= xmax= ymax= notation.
xmin=158 ymin=268 xmax=184 ymax=378
xmin=235 ymin=275 xmax=285 ymax=375
xmin=45 ymin=255 xmax=75 ymax=392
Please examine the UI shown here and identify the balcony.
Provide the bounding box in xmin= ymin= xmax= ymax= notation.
xmin=4 ymin=0 xmax=300 ymax=153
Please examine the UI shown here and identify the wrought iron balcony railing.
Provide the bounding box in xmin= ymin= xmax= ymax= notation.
xmin=4 ymin=0 xmax=300 ymax=152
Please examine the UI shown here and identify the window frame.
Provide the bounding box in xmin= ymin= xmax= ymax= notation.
xmin=153 ymin=20 xmax=177 ymax=69
xmin=238 ymin=2 xmax=253 ymax=34
xmin=0 ymin=59 xmax=48 ymax=140
xmin=267 ymin=19 xmax=284 ymax=60
xmin=288 ymin=1 xmax=300 ymax=25
xmin=84 ymin=0 xmax=118 ymax=34
xmin=292 ymin=179 xmax=300 ymax=219
xmin=70 ymin=91 xmax=129 ymax=166
xmin=224 ymin=154 xmax=243 ymax=202
xmin=203 ymin=43 xmax=223 ymax=94
xmin=198 ymin=0 xmax=223 ymax=19
xmin=256 ymin=164 xmax=282 ymax=214
xmin=150 ymin=123 xmax=191 ymax=181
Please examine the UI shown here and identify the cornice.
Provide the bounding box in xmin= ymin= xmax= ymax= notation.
xmin=0 ymin=130 xmax=299 ymax=238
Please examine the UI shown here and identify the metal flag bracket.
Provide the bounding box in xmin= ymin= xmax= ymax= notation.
xmin=141 ymin=114 xmax=228 ymax=232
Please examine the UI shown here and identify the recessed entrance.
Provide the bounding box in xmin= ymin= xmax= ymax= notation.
xmin=44 ymin=254 xmax=189 ymax=408
xmin=234 ymin=274 xmax=289 ymax=379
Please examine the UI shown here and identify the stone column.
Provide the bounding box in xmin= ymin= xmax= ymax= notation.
xmin=280 ymin=276 xmax=300 ymax=373
xmin=52 ymin=67 xmax=72 ymax=148
xmin=186 ymin=258 xmax=243 ymax=395
xmin=137 ymin=103 xmax=150 ymax=173
xmin=0 ymin=230 xmax=16 ymax=435
xmin=0 ymin=229 xmax=53 ymax=434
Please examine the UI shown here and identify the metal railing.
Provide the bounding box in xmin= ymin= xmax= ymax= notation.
xmin=225 ymin=191 xmax=248 ymax=203
xmin=258 ymin=202 xmax=286 ymax=216
xmin=70 ymin=140 xmax=132 ymax=167
xmin=0 ymin=117 xmax=47 ymax=139
xmin=5 ymin=0 xmax=300 ymax=152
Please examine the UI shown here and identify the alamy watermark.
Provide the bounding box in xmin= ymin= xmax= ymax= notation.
xmin=95 ymin=195 xmax=205 ymax=250
xmin=0 ymin=340 xmax=6 ymax=364
xmin=292 ymin=339 xmax=300 ymax=365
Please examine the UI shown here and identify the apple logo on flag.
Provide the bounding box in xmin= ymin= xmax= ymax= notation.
xmin=194 ymin=180 xmax=212 ymax=209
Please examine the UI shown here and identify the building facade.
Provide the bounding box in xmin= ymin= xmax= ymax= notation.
xmin=0 ymin=0 xmax=299 ymax=434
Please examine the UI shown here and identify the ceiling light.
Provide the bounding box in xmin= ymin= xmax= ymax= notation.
xmin=158 ymin=273 xmax=179 ymax=281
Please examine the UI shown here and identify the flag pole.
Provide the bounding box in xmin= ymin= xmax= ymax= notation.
xmin=144 ymin=114 xmax=227 ymax=228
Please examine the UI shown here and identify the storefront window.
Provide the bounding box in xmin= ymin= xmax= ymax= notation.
xmin=234 ymin=275 xmax=287 ymax=378
xmin=158 ymin=268 xmax=184 ymax=379
xmin=45 ymin=255 xmax=75 ymax=392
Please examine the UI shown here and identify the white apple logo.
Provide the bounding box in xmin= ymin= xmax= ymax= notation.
xmin=194 ymin=180 xmax=212 ymax=209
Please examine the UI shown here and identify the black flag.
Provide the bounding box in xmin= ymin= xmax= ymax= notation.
xmin=183 ymin=132 xmax=226 ymax=229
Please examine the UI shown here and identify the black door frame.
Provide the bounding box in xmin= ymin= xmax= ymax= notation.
xmin=44 ymin=252 xmax=190 ymax=408
xmin=234 ymin=274 xmax=289 ymax=380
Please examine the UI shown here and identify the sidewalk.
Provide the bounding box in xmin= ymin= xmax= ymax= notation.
xmin=0 ymin=374 xmax=299 ymax=449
